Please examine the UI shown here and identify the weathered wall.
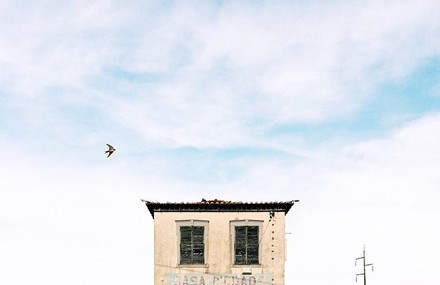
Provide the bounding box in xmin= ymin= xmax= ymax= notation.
xmin=153 ymin=211 xmax=286 ymax=285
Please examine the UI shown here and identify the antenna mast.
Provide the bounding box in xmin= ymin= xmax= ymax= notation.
xmin=355 ymin=245 xmax=374 ymax=284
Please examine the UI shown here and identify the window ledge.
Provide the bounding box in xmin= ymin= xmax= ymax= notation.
xmin=231 ymin=264 xmax=262 ymax=268
xmin=178 ymin=264 xmax=209 ymax=268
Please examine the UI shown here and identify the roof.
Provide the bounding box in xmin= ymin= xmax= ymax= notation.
xmin=141 ymin=198 xmax=299 ymax=218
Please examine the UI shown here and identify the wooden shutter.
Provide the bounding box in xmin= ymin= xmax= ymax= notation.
xmin=235 ymin=226 xmax=259 ymax=265
xmin=180 ymin=226 xmax=204 ymax=264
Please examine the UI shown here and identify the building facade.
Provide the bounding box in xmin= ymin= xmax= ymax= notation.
xmin=142 ymin=199 xmax=298 ymax=285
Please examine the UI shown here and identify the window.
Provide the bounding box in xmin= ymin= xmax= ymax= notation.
xmin=231 ymin=220 xmax=262 ymax=265
xmin=235 ymin=226 xmax=259 ymax=264
xmin=180 ymin=226 xmax=204 ymax=264
xmin=176 ymin=220 xmax=208 ymax=266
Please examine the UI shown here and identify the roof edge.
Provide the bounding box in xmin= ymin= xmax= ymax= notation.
xmin=141 ymin=199 xmax=299 ymax=219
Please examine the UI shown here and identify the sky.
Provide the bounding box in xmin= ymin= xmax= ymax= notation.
xmin=1 ymin=0 xmax=440 ymax=284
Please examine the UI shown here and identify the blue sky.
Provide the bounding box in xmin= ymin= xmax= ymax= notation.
xmin=1 ymin=1 xmax=440 ymax=284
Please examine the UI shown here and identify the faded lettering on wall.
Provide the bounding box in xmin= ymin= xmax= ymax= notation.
xmin=167 ymin=273 xmax=272 ymax=285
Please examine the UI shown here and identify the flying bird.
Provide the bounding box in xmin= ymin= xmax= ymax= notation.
xmin=105 ymin=144 xmax=116 ymax=157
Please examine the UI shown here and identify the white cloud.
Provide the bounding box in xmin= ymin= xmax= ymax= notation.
xmin=2 ymin=0 xmax=440 ymax=149
xmin=1 ymin=113 xmax=440 ymax=285
xmin=286 ymin=114 xmax=440 ymax=285
xmin=105 ymin=0 xmax=440 ymax=148
xmin=1 ymin=0 xmax=439 ymax=154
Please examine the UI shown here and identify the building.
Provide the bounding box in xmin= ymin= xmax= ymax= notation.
xmin=142 ymin=199 xmax=298 ymax=285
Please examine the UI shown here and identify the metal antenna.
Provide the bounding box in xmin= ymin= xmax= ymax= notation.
xmin=355 ymin=245 xmax=374 ymax=284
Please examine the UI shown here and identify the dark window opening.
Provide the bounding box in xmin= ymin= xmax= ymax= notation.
xmin=234 ymin=226 xmax=259 ymax=265
xmin=180 ymin=226 xmax=204 ymax=264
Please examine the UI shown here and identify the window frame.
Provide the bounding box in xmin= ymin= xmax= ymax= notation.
xmin=230 ymin=220 xmax=263 ymax=267
xmin=176 ymin=220 xmax=209 ymax=267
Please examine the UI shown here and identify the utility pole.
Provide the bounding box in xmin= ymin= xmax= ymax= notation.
xmin=355 ymin=245 xmax=373 ymax=284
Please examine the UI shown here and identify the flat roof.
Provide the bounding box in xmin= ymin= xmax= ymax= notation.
xmin=141 ymin=199 xmax=299 ymax=218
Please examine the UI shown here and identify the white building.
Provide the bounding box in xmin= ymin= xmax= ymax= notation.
xmin=142 ymin=199 xmax=298 ymax=285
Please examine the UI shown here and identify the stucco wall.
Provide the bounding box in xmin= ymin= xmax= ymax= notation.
xmin=153 ymin=211 xmax=286 ymax=285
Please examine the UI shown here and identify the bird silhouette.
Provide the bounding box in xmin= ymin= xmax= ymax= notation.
xmin=105 ymin=144 xmax=116 ymax=157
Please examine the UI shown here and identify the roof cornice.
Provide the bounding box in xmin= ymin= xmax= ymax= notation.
xmin=141 ymin=199 xmax=299 ymax=218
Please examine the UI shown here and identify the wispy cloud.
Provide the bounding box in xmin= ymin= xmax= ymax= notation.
xmin=104 ymin=0 xmax=440 ymax=148
xmin=2 ymin=0 xmax=440 ymax=150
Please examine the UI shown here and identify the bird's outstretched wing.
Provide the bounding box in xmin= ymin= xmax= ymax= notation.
xmin=106 ymin=144 xmax=115 ymax=151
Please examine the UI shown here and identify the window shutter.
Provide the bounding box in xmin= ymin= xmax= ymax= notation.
xmin=234 ymin=226 xmax=259 ymax=265
xmin=180 ymin=227 xmax=193 ymax=264
xmin=192 ymin=226 xmax=204 ymax=264
xmin=180 ymin=226 xmax=205 ymax=264
xmin=247 ymin=226 xmax=259 ymax=264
